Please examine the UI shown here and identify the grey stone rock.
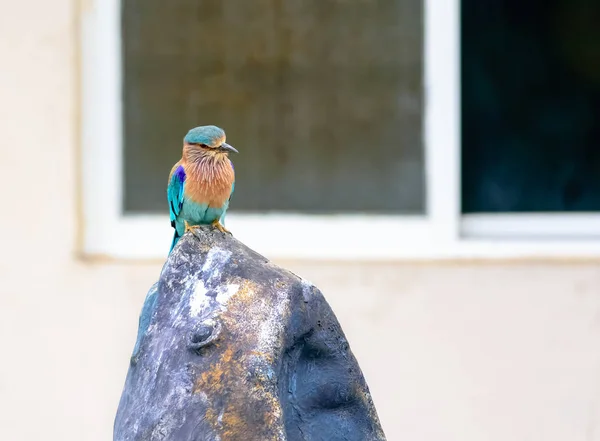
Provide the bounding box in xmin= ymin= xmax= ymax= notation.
xmin=114 ymin=227 xmax=386 ymax=441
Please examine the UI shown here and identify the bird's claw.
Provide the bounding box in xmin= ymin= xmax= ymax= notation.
xmin=184 ymin=220 xmax=200 ymax=233
xmin=184 ymin=220 xmax=231 ymax=235
xmin=211 ymin=220 xmax=231 ymax=234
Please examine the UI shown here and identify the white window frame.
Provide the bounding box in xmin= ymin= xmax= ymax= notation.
xmin=81 ymin=0 xmax=600 ymax=261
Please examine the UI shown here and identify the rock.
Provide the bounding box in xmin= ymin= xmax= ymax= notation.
xmin=114 ymin=227 xmax=386 ymax=441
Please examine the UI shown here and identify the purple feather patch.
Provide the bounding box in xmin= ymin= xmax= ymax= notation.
xmin=230 ymin=160 xmax=234 ymax=171
xmin=175 ymin=165 xmax=186 ymax=182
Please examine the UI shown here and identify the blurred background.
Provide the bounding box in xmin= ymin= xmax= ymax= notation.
xmin=2 ymin=0 xmax=600 ymax=440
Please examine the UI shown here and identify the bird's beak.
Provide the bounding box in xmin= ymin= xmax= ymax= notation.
xmin=218 ymin=143 xmax=238 ymax=154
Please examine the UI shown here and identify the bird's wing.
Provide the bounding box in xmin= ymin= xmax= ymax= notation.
xmin=167 ymin=163 xmax=186 ymax=227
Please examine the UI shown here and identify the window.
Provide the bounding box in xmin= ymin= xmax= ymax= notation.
xmin=460 ymin=0 xmax=600 ymax=242
xmin=122 ymin=0 xmax=425 ymax=215
xmin=463 ymin=0 xmax=600 ymax=214
xmin=82 ymin=0 xmax=600 ymax=260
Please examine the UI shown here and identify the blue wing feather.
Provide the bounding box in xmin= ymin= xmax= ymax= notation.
xmin=168 ymin=165 xmax=186 ymax=252
xmin=168 ymin=165 xmax=186 ymax=225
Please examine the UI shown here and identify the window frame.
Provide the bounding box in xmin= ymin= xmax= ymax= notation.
xmin=81 ymin=0 xmax=600 ymax=261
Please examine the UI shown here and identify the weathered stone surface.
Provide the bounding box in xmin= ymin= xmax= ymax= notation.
xmin=114 ymin=227 xmax=386 ymax=441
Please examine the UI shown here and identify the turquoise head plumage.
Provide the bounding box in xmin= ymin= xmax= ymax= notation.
xmin=184 ymin=125 xmax=238 ymax=153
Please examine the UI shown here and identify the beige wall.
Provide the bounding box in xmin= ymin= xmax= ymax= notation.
xmin=1 ymin=1 xmax=600 ymax=440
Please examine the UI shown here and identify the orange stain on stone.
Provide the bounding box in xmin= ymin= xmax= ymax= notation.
xmin=191 ymin=278 xmax=288 ymax=439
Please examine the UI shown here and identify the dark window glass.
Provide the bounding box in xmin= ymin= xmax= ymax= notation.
xmin=122 ymin=0 xmax=424 ymax=214
xmin=462 ymin=0 xmax=600 ymax=213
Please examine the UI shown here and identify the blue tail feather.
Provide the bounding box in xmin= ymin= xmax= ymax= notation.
xmin=169 ymin=230 xmax=180 ymax=253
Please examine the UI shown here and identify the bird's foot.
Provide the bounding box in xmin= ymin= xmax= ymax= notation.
xmin=184 ymin=220 xmax=201 ymax=233
xmin=211 ymin=219 xmax=231 ymax=234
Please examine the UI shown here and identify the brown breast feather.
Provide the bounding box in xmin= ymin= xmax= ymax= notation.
xmin=183 ymin=156 xmax=234 ymax=208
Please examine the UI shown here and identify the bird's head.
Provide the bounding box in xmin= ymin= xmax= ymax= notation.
xmin=183 ymin=125 xmax=238 ymax=158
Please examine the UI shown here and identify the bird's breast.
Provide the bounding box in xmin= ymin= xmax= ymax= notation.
xmin=184 ymin=159 xmax=234 ymax=207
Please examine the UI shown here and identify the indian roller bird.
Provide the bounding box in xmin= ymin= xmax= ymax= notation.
xmin=167 ymin=125 xmax=237 ymax=252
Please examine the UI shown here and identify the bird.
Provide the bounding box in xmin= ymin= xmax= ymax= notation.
xmin=167 ymin=125 xmax=238 ymax=252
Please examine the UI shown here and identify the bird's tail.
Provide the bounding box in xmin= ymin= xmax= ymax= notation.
xmin=169 ymin=230 xmax=181 ymax=253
